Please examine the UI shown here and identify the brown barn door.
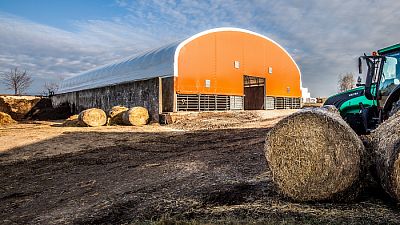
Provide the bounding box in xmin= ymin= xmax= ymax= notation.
xmin=244 ymin=75 xmax=265 ymax=110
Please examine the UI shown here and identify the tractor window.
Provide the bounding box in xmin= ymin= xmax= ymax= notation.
xmin=358 ymin=58 xmax=373 ymax=84
xmin=380 ymin=53 xmax=400 ymax=95
xmin=383 ymin=57 xmax=398 ymax=79
xmin=388 ymin=52 xmax=400 ymax=79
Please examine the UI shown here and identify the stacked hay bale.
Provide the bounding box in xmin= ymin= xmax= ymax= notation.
xmin=265 ymin=108 xmax=366 ymax=201
xmin=122 ymin=107 xmax=149 ymax=126
xmin=371 ymin=112 xmax=400 ymax=201
xmin=0 ymin=95 xmax=42 ymax=120
xmin=108 ymin=106 xmax=128 ymax=125
xmin=78 ymin=108 xmax=107 ymax=127
xmin=0 ymin=112 xmax=16 ymax=126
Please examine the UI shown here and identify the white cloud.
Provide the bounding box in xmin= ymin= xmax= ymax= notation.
xmin=0 ymin=13 xmax=165 ymax=94
xmin=1 ymin=0 xmax=400 ymax=96
xmin=113 ymin=0 xmax=400 ymax=96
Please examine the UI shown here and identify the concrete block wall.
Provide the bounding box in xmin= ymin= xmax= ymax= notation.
xmin=52 ymin=78 xmax=161 ymax=121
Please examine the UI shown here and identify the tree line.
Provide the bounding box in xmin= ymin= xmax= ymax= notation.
xmin=1 ymin=67 xmax=58 ymax=96
xmin=338 ymin=72 xmax=356 ymax=93
xmin=2 ymin=66 xmax=358 ymax=96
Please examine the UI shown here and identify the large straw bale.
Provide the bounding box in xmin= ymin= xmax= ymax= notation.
xmin=371 ymin=111 xmax=400 ymax=201
xmin=78 ymin=108 xmax=107 ymax=127
xmin=265 ymin=108 xmax=365 ymax=201
xmin=0 ymin=112 xmax=17 ymax=125
xmin=108 ymin=106 xmax=129 ymax=125
xmin=122 ymin=107 xmax=149 ymax=126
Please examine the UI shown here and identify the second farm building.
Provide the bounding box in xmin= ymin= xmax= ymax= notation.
xmin=54 ymin=28 xmax=303 ymax=121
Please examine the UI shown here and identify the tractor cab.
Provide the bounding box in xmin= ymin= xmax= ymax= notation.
xmin=324 ymin=43 xmax=400 ymax=134
xmin=378 ymin=45 xmax=400 ymax=119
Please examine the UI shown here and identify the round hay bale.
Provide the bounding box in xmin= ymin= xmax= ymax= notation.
xmin=108 ymin=106 xmax=129 ymax=125
xmin=0 ymin=112 xmax=16 ymax=125
xmin=62 ymin=115 xmax=82 ymax=127
xmin=122 ymin=107 xmax=149 ymax=126
xmin=265 ymin=108 xmax=365 ymax=201
xmin=372 ymin=111 xmax=400 ymax=201
xmin=78 ymin=108 xmax=107 ymax=127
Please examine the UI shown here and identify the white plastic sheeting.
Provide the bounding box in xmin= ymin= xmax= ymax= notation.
xmin=58 ymin=27 xmax=302 ymax=94
xmin=58 ymin=41 xmax=180 ymax=93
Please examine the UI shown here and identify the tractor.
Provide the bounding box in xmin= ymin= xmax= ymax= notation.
xmin=324 ymin=43 xmax=400 ymax=134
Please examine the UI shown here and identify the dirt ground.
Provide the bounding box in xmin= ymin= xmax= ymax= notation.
xmin=1 ymin=110 xmax=400 ymax=225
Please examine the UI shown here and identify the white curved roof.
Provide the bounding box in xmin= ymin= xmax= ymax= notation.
xmin=58 ymin=41 xmax=179 ymax=93
xmin=58 ymin=27 xmax=301 ymax=94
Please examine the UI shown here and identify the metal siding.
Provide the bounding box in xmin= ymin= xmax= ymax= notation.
xmin=176 ymin=31 xmax=302 ymax=97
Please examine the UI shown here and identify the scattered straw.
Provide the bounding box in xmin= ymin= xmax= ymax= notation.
xmin=0 ymin=112 xmax=16 ymax=126
xmin=62 ymin=115 xmax=82 ymax=127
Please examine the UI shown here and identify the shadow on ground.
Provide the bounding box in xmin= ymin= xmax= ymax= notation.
xmin=1 ymin=127 xmax=400 ymax=225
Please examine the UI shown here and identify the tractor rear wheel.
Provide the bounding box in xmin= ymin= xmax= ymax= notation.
xmin=389 ymin=99 xmax=400 ymax=117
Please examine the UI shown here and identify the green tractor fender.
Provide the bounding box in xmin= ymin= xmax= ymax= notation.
xmin=324 ymin=87 xmax=377 ymax=134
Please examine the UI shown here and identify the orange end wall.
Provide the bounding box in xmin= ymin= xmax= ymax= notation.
xmin=175 ymin=31 xmax=301 ymax=97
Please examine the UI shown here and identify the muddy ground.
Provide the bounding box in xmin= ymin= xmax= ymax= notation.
xmin=1 ymin=110 xmax=400 ymax=225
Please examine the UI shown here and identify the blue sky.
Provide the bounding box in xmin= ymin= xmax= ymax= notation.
xmin=0 ymin=0 xmax=399 ymax=96
xmin=0 ymin=0 xmax=126 ymax=29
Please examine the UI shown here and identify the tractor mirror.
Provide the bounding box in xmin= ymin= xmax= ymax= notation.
xmin=358 ymin=57 xmax=362 ymax=74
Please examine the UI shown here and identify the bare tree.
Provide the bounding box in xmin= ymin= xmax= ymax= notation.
xmin=338 ymin=73 xmax=355 ymax=93
xmin=42 ymin=82 xmax=59 ymax=96
xmin=1 ymin=67 xmax=33 ymax=95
